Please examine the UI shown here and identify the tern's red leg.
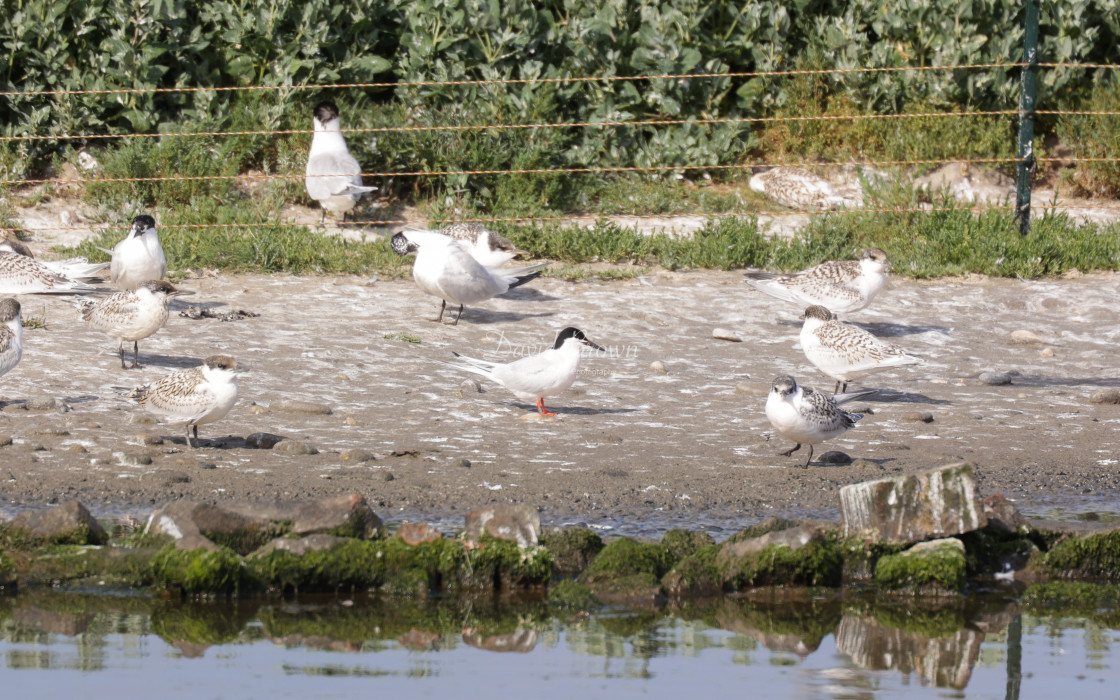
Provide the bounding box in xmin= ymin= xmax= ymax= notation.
xmin=536 ymin=398 xmax=558 ymax=416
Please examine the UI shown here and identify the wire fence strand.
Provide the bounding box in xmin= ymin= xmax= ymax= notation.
xmin=0 ymin=109 xmax=1035 ymax=142
xmin=8 ymin=156 xmax=1120 ymax=188
xmin=2 ymin=61 xmax=1116 ymax=99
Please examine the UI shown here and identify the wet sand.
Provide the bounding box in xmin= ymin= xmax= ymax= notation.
xmin=2 ymin=268 xmax=1119 ymax=532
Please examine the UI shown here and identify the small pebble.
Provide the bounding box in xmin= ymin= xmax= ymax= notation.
xmin=900 ymin=412 xmax=935 ymax=423
xmin=25 ymin=442 xmax=47 ymax=452
xmin=270 ymin=399 xmax=333 ymax=415
xmin=1039 ymin=348 xmax=1054 ymax=358
xmin=25 ymin=397 xmax=70 ymax=413
xmin=68 ymin=444 xmax=88 ymax=454
xmin=1089 ymin=389 xmax=1120 ymax=405
xmin=649 ymin=360 xmax=667 ymax=374
xmin=0 ymin=436 xmax=12 ymax=447
xmin=138 ymin=434 xmax=164 ymax=446
xmin=712 ymin=328 xmax=742 ymax=342
xmin=343 ymin=416 xmax=358 ymax=426
xmin=163 ymin=472 xmax=191 ymax=485
xmin=817 ymin=451 xmax=852 ymax=465
xmin=339 ymin=449 xmax=377 ymax=463
xmin=459 ymin=458 xmax=472 ymax=468
xmin=1010 ymin=330 xmax=1043 ymax=344
xmin=114 ymin=451 xmax=152 ymax=466
xmin=456 ymin=379 xmax=482 ymax=397
xmin=33 ymin=427 xmax=70 ymax=437
xmin=979 ymin=372 xmax=1013 ymax=386
xmin=198 ymin=462 xmax=217 ymax=470
xmin=249 ymin=404 xmax=269 ymax=415
xmin=273 ymin=439 xmax=319 ymax=456
xmin=382 ymin=471 xmax=396 ymax=482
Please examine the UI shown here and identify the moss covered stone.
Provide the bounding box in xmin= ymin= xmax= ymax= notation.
xmin=21 ymin=544 xmax=156 ymax=588
xmin=661 ymin=529 xmax=716 ymax=565
xmin=539 ymin=527 xmax=604 ymax=578
xmin=1043 ymin=530 xmax=1120 ymax=582
xmin=250 ymin=538 xmax=385 ymax=593
xmin=724 ymin=518 xmax=802 ymax=546
xmin=581 ymin=538 xmax=673 ymax=583
xmin=152 ymin=544 xmax=250 ymax=596
xmin=0 ymin=550 xmax=15 ymax=588
xmin=839 ymin=537 xmax=909 ymax=584
xmin=662 ymin=544 xmax=722 ymax=597
xmin=462 ymin=538 xmax=553 ymax=590
xmin=874 ymin=538 xmax=966 ymax=595
xmin=719 ymin=540 xmax=843 ymax=590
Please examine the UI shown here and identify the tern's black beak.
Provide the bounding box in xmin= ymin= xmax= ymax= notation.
xmin=582 ymin=339 xmax=606 ymax=352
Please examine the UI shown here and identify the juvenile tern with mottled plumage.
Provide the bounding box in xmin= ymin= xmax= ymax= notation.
xmin=305 ymin=101 xmax=377 ymax=223
xmin=76 ymin=280 xmax=188 ymax=369
xmin=745 ymin=248 xmax=891 ymax=314
xmin=0 ymin=243 xmax=102 ymax=295
xmin=441 ymin=327 xmax=604 ymax=415
xmin=0 ymin=239 xmax=108 ymax=282
xmin=391 ymin=229 xmax=547 ymax=324
xmin=799 ymin=305 xmax=922 ymax=393
xmin=0 ymin=298 xmax=23 ymax=382
xmin=129 ymin=355 xmax=245 ymax=448
xmin=765 ymin=375 xmax=871 ymax=468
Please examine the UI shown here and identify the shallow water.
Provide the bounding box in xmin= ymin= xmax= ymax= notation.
xmin=2 ymin=592 xmax=1118 ymax=699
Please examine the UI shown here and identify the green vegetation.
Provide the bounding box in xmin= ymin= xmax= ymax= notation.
xmin=1043 ymin=530 xmax=1120 ymax=582
xmin=151 ymin=545 xmax=250 ymax=596
xmin=719 ymin=540 xmax=844 ymax=590
xmin=0 ymin=550 xmax=14 ymax=587
xmin=874 ymin=540 xmax=967 ymax=595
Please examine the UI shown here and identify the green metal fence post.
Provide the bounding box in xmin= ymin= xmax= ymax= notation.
xmin=1015 ymin=0 xmax=1041 ymax=236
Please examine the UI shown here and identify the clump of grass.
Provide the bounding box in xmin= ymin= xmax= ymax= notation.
xmin=383 ymin=333 xmax=422 ymax=343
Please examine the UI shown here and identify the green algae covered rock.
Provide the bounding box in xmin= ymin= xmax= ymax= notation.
xmin=539 ymin=527 xmax=604 ymax=578
xmin=0 ymin=549 xmax=15 ymax=588
xmin=662 ymin=544 xmax=722 ymax=598
xmin=874 ymin=538 xmax=966 ymax=595
xmin=1042 ymin=530 xmax=1120 ymax=582
xmin=152 ymin=544 xmax=250 ymax=596
xmin=718 ymin=525 xmax=843 ymax=590
xmin=724 ymin=518 xmax=802 ymax=546
xmin=661 ymin=529 xmax=716 ymax=563
xmin=251 ymin=538 xmax=387 ymax=594
xmin=579 ymin=538 xmax=673 ymax=603
xmin=463 ymin=537 xmax=553 ymax=590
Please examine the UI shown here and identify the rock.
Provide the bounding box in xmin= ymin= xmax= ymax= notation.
xmin=381 ymin=471 xmax=395 ymax=482
xmin=145 ymin=501 xmax=281 ymax=554
xmin=978 ymin=372 xmax=1012 ymax=386
xmin=840 ymin=462 xmax=987 ymax=543
xmin=982 ymin=494 xmax=1028 ymax=535
xmin=874 ymin=537 xmax=966 ymax=595
xmin=661 ymin=529 xmax=715 ymax=561
xmin=339 ymin=449 xmax=378 ymax=463
xmin=270 ymin=399 xmax=333 ymax=416
xmin=1039 ymin=348 xmax=1054 ymax=358
xmin=649 ymin=360 xmax=667 ymax=374
xmin=900 ymin=412 xmax=934 ymax=423
xmin=456 ymin=379 xmax=482 ymax=397
xmin=578 ymin=538 xmax=672 ymax=604
xmin=712 ymin=328 xmax=742 ymax=342
xmin=458 ymin=458 xmax=471 ymax=468
xmin=250 ymin=533 xmax=349 ymax=558
xmin=249 ymin=404 xmax=269 ymax=415
xmin=33 ymin=427 xmax=69 ymax=436
xmin=163 ymin=472 xmax=191 ymax=485
xmin=6 ymin=500 xmax=107 ymax=545
xmin=24 ymin=397 xmax=70 ymax=412
xmin=1011 ymin=330 xmax=1043 ymax=344
xmin=0 ymin=436 xmax=11 ymax=447
xmin=114 ymin=451 xmax=152 ymax=467
xmin=817 ymin=450 xmax=852 ymax=465
xmin=717 ymin=524 xmax=841 ymax=589
xmin=246 ymin=432 xmax=285 ymax=449
xmin=291 ymin=494 xmax=383 ymax=539
xmin=273 ymin=440 xmax=319 ymax=456
xmin=1089 ymin=389 xmax=1120 ymax=405
xmin=540 ymin=527 xmax=605 ymax=578
xmin=1042 ymin=529 xmax=1120 ymax=582
xmin=464 ymin=504 xmax=541 ymax=548
xmin=140 ymin=434 xmax=164 ymax=446
xmin=396 ymin=522 xmax=443 ymax=546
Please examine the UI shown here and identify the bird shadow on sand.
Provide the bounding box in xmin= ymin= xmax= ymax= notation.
xmin=854 ymin=387 xmax=952 ymax=405
xmin=499 ymin=286 xmax=562 ymax=302
xmin=456 ymin=309 xmax=556 ymax=325
xmin=1000 ymin=374 xmax=1120 ymax=389
xmin=504 ymin=402 xmax=639 ymax=416
xmin=850 ymin=321 xmax=951 ymax=337
xmin=133 ymin=354 xmax=208 ymax=369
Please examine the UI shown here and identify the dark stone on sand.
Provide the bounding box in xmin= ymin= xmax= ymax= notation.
xmin=246 ymin=432 xmax=285 ymax=449
xmin=978 ymin=372 xmax=1012 ymax=386
xmin=6 ymin=500 xmax=107 ymax=545
xmin=818 ymin=450 xmax=852 ymax=465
